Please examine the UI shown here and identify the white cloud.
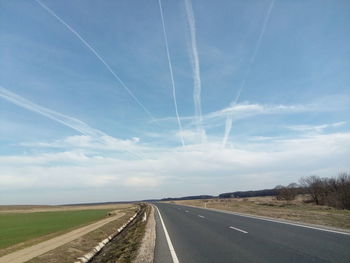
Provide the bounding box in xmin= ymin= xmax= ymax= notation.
xmin=124 ymin=176 xmax=160 ymax=188
xmin=1 ymin=89 xmax=349 ymax=203
xmin=175 ymin=129 xmax=199 ymax=143
xmin=2 ymin=132 xmax=349 ymax=203
xmin=88 ymin=176 xmax=118 ymax=186
xmin=0 ymin=151 xmax=91 ymax=165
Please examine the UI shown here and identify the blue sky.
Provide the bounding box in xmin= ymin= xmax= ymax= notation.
xmin=1 ymin=0 xmax=349 ymax=204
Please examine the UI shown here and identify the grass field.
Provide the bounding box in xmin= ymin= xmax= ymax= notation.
xmin=0 ymin=209 xmax=110 ymax=250
xmin=27 ymin=206 xmax=138 ymax=263
xmin=168 ymin=195 xmax=350 ymax=230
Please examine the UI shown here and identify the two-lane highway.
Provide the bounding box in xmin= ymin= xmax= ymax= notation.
xmin=154 ymin=203 xmax=350 ymax=263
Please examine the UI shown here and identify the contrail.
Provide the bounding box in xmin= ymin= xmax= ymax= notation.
xmin=184 ymin=0 xmax=206 ymax=143
xmin=221 ymin=92 xmax=240 ymax=148
xmin=0 ymin=86 xmax=104 ymax=137
xmin=158 ymin=0 xmax=185 ymax=146
xmin=34 ymin=0 xmax=156 ymax=122
xmin=0 ymin=86 xmax=143 ymax=159
xmin=222 ymin=0 xmax=275 ymax=148
xmin=222 ymin=113 xmax=233 ymax=148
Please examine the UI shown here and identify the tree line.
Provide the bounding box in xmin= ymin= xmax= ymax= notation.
xmin=219 ymin=189 xmax=278 ymax=198
xmin=156 ymin=172 xmax=350 ymax=210
xmin=276 ymin=173 xmax=350 ymax=209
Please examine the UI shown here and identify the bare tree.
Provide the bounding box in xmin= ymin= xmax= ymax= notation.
xmin=299 ymin=173 xmax=350 ymax=209
xmin=336 ymin=173 xmax=350 ymax=209
xmin=299 ymin=175 xmax=323 ymax=205
xmin=276 ymin=183 xmax=299 ymax=201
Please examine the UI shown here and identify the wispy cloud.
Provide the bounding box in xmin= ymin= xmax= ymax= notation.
xmin=286 ymin=122 xmax=346 ymax=133
xmin=184 ymin=0 xmax=206 ymax=143
xmin=0 ymin=86 xmax=143 ymax=159
xmin=158 ymin=0 xmax=185 ymax=146
xmin=157 ymin=102 xmax=314 ymax=124
xmin=222 ymin=0 xmax=275 ymax=147
xmin=207 ymin=103 xmax=309 ymax=120
xmin=21 ymin=135 xmax=144 ymax=152
xmin=34 ymin=0 xmax=156 ymax=121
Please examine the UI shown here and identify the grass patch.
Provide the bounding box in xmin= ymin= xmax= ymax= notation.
xmin=0 ymin=209 xmax=110 ymax=250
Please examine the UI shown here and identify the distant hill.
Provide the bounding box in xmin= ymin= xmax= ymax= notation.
xmin=63 ymin=188 xmax=280 ymax=206
xmin=158 ymin=189 xmax=279 ymax=201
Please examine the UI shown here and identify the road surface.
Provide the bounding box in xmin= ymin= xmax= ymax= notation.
xmin=154 ymin=203 xmax=350 ymax=263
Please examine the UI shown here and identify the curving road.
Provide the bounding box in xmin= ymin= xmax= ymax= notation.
xmin=154 ymin=203 xmax=350 ymax=263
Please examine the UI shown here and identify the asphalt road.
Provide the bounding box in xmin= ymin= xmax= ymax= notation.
xmin=153 ymin=203 xmax=350 ymax=263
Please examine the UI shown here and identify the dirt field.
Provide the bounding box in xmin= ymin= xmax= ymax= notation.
xmin=168 ymin=195 xmax=350 ymax=230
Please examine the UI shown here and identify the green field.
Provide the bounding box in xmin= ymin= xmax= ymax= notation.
xmin=0 ymin=209 xmax=110 ymax=249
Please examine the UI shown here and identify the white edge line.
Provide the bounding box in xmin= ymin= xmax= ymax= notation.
xmin=175 ymin=204 xmax=350 ymax=236
xmin=198 ymin=215 xmax=205 ymax=218
xmin=154 ymin=205 xmax=180 ymax=263
xmin=229 ymin=226 xmax=248 ymax=234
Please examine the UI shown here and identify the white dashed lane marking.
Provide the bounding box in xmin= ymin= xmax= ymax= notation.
xmin=229 ymin=226 xmax=248 ymax=234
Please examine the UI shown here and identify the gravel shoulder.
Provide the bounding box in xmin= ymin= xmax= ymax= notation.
xmin=133 ymin=205 xmax=156 ymax=263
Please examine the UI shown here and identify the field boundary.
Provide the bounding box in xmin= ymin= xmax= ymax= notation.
xmin=75 ymin=207 xmax=141 ymax=263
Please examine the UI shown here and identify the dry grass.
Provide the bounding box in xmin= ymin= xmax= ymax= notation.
xmin=169 ymin=195 xmax=350 ymax=230
xmin=91 ymin=204 xmax=149 ymax=263
xmin=27 ymin=205 xmax=138 ymax=263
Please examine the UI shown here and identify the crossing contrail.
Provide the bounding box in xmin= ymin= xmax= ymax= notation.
xmin=184 ymin=0 xmax=206 ymax=143
xmin=0 ymin=86 xmax=143 ymax=159
xmin=222 ymin=112 xmax=233 ymax=148
xmin=221 ymin=90 xmax=241 ymax=147
xmin=222 ymin=0 xmax=275 ymax=148
xmin=158 ymin=0 xmax=185 ymax=146
xmin=34 ymin=0 xmax=156 ymax=122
